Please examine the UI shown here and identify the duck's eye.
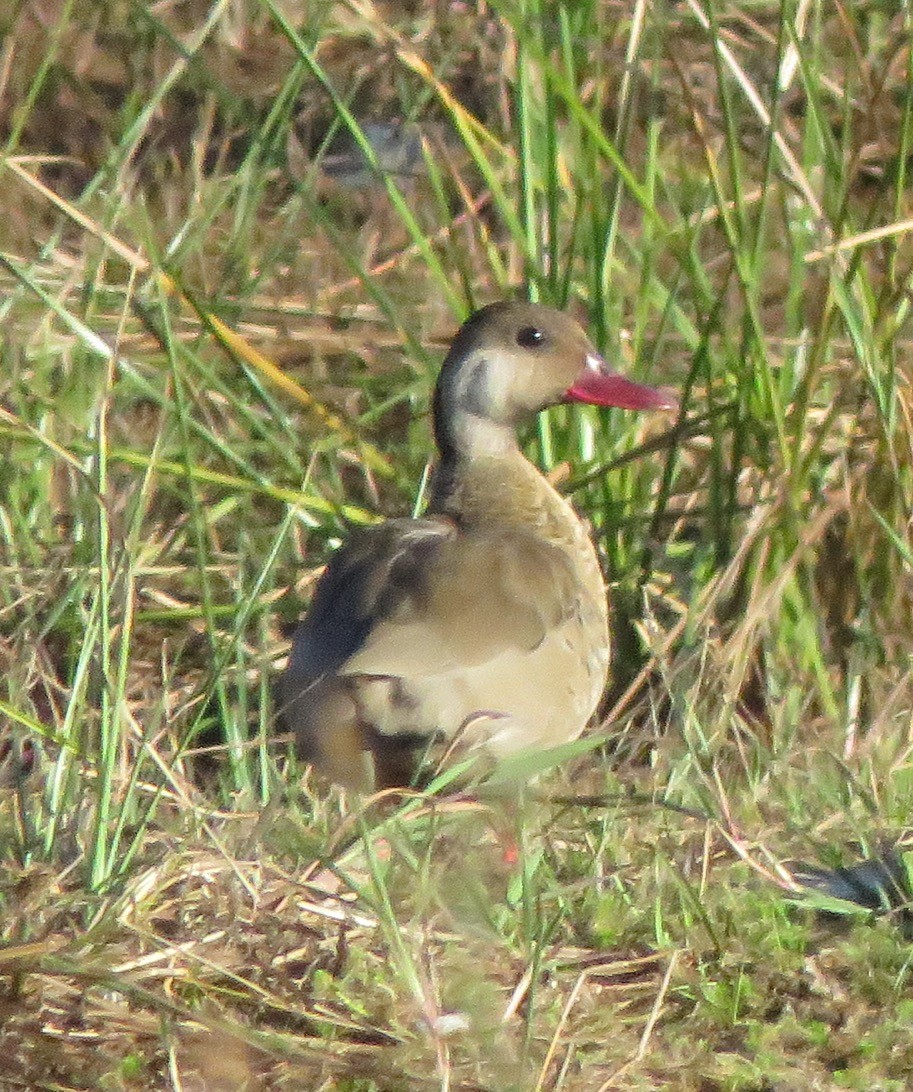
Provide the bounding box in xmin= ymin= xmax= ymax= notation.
xmin=516 ymin=326 xmax=546 ymax=349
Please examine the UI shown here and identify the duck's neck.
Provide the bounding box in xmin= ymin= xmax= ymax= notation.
xmin=431 ymin=404 xmax=521 ymax=521
xmin=429 ymin=423 xmax=606 ymax=616
xmin=430 ymin=403 xmax=586 ymax=543
xmin=429 ymin=442 xmax=581 ymax=544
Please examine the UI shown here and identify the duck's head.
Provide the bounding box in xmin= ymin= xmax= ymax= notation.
xmin=433 ymin=301 xmax=676 ymax=461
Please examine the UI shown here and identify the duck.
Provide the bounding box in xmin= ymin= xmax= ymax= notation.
xmin=277 ymin=301 xmax=675 ymax=791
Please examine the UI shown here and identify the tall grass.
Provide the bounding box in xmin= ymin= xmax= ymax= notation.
xmin=2 ymin=0 xmax=913 ymax=1087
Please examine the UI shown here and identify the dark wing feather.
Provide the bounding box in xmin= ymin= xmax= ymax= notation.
xmin=281 ymin=517 xmax=453 ymax=688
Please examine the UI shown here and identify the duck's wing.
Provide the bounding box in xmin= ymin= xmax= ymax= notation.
xmin=342 ymin=524 xmax=581 ymax=677
xmin=282 ymin=516 xmax=579 ymax=687
xmin=281 ymin=518 xmax=449 ymax=687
